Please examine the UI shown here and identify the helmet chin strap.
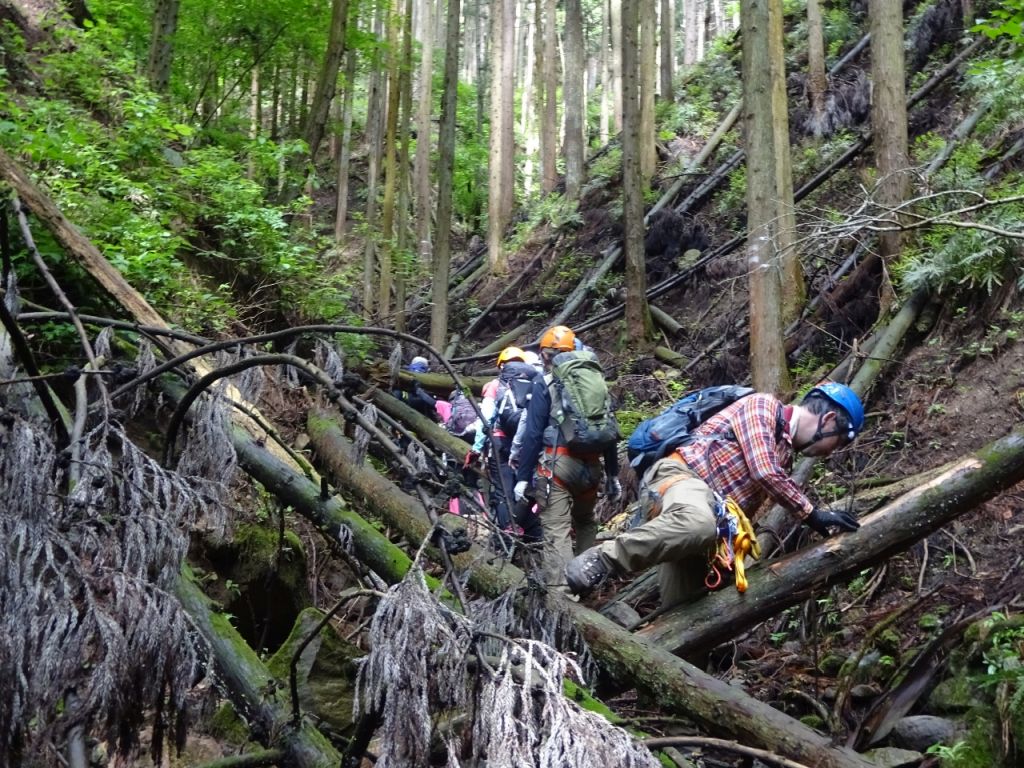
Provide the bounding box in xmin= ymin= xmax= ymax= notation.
xmin=797 ymin=414 xmax=846 ymax=451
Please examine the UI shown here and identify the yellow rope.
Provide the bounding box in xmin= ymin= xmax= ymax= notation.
xmin=713 ymin=497 xmax=760 ymax=593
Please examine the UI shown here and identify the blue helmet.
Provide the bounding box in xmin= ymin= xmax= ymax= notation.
xmin=804 ymin=382 xmax=865 ymax=441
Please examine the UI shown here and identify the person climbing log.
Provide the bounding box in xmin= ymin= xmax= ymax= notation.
xmin=566 ymin=382 xmax=864 ymax=607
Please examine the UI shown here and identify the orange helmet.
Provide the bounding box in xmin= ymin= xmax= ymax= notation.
xmin=497 ymin=346 xmax=526 ymax=366
xmin=539 ymin=325 xmax=576 ymax=352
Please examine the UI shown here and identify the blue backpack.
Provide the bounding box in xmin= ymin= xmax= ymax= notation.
xmin=626 ymin=385 xmax=755 ymax=476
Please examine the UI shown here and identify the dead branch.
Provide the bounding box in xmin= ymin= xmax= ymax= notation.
xmin=642 ymin=737 xmax=812 ymax=768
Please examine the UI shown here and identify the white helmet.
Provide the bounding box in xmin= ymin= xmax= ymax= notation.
xmin=523 ymin=350 xmax=542 ymax=371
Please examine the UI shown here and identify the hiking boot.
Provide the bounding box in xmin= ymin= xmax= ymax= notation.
xmin=565 ymin=548 xmax=615 ymax=595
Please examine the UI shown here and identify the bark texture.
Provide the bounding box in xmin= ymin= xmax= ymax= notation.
xmin=869 ymin=0 xmax=910 ymax=265
xmin=741 ymin=0 xmax=792 ymax=392
xmin=621 ymin=0 xmax=651 ymax=341
xmin=564 ymin=0 xmax=586 ymax=199
xmin=432 ymin=0 xmax=461 ymax=349
xmin=303 ymin=0 xmax=350 ymax=160
xmin=146 ymin=0 xmax=180 ymax=92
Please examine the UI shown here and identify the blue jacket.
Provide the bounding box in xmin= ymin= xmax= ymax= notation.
xmin=514 ymin=375 xmax=619 ymax=484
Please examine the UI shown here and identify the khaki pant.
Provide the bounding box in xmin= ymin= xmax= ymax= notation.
xmin=534 ymin=452 xmax=603 ymax=587
xmin=598 ymin=458 xmax=718 ymax=609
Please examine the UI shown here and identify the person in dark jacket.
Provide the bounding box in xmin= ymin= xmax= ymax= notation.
xmin=394 ymin=356 xmax=441 ymax=422
xmin=513 ymin=325 xmax=621 ymax=588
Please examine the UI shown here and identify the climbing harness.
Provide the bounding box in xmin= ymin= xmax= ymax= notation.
xmin=705 ymin=495 xmax=760 ymax=593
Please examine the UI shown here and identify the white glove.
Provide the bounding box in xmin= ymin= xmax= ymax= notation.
xmin=605 ymin=477 xmax=622 ymax=501
xmin=514 ymin=480 xmax=529 ymax=503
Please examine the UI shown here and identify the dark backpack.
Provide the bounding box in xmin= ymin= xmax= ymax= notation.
xmin=445 ymin=390 xmax=477 ymax=436
xmin=548 ymin=350 xmax=619 ymax=453
xmin=495 ymin=361 xmax=536 ymax=434
xmin=626 ymin=385 xmax=755 ymax=476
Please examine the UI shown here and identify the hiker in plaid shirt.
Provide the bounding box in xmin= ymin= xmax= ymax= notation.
xmin=566 ymin=383 xmax=865 ymax=608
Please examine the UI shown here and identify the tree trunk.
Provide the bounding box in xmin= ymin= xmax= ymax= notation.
xmin=270 ymin=61 xmax=281 ymax=140
xmin=741 ymin=0 xmax=791 ymax=393
xmin=175 ymin=574 xmax=343 ymax=768
xmin=334 ymin=49 xmax=357 ymax=241
xmin=659 ymin=0 xmax=674 ymax=101
xmin=248 ymin=63 xmax=261 ymax=181
xmin=413 ymin=0 xmax=435 ymax=270
xmin=806 ymin=0 xmax=827 ymax=129
xmin=363 ymin=6 xmax=387 ymax=319
xmin=463 ymin=0 xmax=477 ymax=80
xmin=563 ymin=0 xmax=586 ymax=199
xmin=622 ymin=0 xmax=652 ymax=342
xmin=869 ymin=0 xmax=910 ymax=269
xmin=488 ymin=0 xmax=516 ymax=273
xmin=599 ymin=0 xmax=612 ymax=144
xmin=639 ymin=0 xmax=657 ymax=182
xmin=609 ymin=0 xmax=623 ymax=131
xmin=642 ymin=422 xmax=1024 ymax=658
xmin=394 ymin=0 xmax=415 ymax=333
xmin=379 ymin=5 xmax=403 ymax=319
xmin=540 ymin=0 xmax=559 ymax=193
xmin=432 ymin=0 xmax=462 ymax=350
xmin=305 ymin=415 xmax=873 ymax=768
xmin=683 ymin=0 xmax=700 ymax=66
xmin=366 ymin=389 xmax=477 ymax=461
xmin=146 ymin=0 xmax=180 ymax=93
xmin=303 ymin=0 xmax=350 ymax=162
xmin=521 ymin=0 xmax=539 ymax=194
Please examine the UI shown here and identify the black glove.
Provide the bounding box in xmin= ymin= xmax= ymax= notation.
xmin=805 ymin=507 xmax=860 ymax=537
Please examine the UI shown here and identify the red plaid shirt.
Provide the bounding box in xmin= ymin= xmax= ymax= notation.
xmin=676 ymin=393 xmax=813 ymax=520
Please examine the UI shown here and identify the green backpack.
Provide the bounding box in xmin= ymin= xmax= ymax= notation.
xmin=548 ymin=350 xmax=620 ymax=453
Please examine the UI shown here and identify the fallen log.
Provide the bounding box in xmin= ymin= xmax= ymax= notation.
xmin=461 ymin=242 xmax=554 ymax=341
xmin=649 ymin=305 xmax=684 ymax=336
xmin=0 ymin=147 xmax=302 ymax=469
xmin=175 ymin=572 xmax=343 ymax=768
xmin=232 ymin=424 xmax=420 ymax=586
xmin=305 ymin=409 xmax=522 ymax=595
xmin=640 ymin=422 xmax=1024 ymax=659
xmin=365 ymin=387 xmax=473 ymax=462
xmin=395 ymin=368 xmax=491 ymax=395
xmin=654 ymin=346 xmax=688 ymax=369
xmin=305 ymin=412 xmax=871 ymax=768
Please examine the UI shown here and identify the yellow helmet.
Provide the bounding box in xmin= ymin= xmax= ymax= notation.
xmin=497 ymin=346 xmax=526 ymax=366
xmin=539 ymin=325 xmax=576 ymax=352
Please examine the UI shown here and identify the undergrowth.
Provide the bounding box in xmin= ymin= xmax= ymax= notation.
xmin=0 ymin=21 xmax=358 ymax=332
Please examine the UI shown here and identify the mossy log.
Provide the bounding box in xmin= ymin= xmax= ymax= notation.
xmin=653 ymin=345 xmax=688 ymax=369
xmin=397 ymin=369 xmax=491 ymax=395
xmin=231 ymin=425 xmax=419 ymax=586
xmin=305 ymin=411 xmax=871 ymax=768
xmin=305 ymin=409 xmax=523 ymax=596
xmin=649 ymin=306 xmax=684 ymax=336
xmin=641 ymin=423 xmax=1024 ymax=659
xmin=175 ymin=573 xmax=343 ymax=768
xmin=365 ymin=388 xmax=474 ymax=462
